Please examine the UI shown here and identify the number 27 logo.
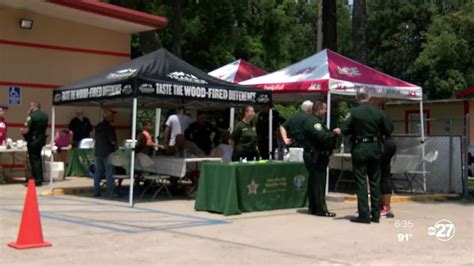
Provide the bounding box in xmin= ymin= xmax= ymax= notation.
xmin=427 ymin=219 xmax=455 ymax=241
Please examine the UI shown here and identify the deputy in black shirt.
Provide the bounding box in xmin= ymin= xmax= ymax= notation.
xmin=185 ymin=112 xmax=216 ymax=155
xmin=256 ymin=104 xmax=284 ymax=159
xmin=69 ymin=110 xmax=93 ymax=147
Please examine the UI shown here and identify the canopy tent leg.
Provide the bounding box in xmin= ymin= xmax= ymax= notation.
xmin=155 ymin=108 xmax=161 ymax=144
xmin=49 ymin=106 xmax=56 ymax=187
xmin=419 ymin=100 xmax=427 ymax=193
xmin=269 ymin=108 xmax=273 ymax=160
xmin=229 ymin=107 xmax=235 ymax=133
xmin=129 ymin=98 xmax=138 ymax=207
xmin=325 ymin=93 xmax=331 ymax=194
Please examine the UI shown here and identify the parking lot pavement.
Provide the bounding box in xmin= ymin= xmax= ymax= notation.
xmin=0 ymin=183 xmax=473 ymax=265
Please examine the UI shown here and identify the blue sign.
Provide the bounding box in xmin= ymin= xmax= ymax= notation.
xmin=8 ymin=86 xmax=21 ymax=105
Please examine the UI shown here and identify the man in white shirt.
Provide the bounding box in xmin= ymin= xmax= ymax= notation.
xmin=163 ymin=108 xmax=192 ymax=147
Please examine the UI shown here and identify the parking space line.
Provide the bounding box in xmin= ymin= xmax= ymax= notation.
xmin=1 ymin=195 xmax=230 ymax=235
xmin=46 ymin=196 xmax=230 ymax=224
xmin=0 ymin=208 xmax=137 ymax=234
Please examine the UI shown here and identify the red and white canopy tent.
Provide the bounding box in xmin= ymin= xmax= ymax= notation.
xmin=209 ymin=59 xmax=267 ymax=83
xmin=241 ymin=49 xmax=422 ymax=102
xmin=209 ymin=59 xmax=268 ymax=141
xmin=241 ymin=49 xmax=426 ymax=191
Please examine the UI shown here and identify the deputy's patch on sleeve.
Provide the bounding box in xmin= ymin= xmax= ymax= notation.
xmin=343 ymin=113 xmax=351 ymax=121
xmin=314 ymin=123 xmax=322 ymax=131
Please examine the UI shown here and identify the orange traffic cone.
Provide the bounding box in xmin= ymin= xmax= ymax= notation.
xmin=8 ymin=179 xmax=52 ymax=249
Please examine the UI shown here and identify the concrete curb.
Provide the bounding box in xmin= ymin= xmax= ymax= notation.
xmin=342 ymin=193 xmax=461 ymax=203
xmin=41 ymin=186 xmax=94 ymax=196
xmin=44 ymin=186 xmax=461 ymax=204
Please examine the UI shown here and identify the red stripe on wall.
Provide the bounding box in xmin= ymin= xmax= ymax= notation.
xmin=1 ymin=164 xmax=25 ymax=168
xmin=0 ymin=39 xmax=130 ymax=58
xmin=7 ymin=123 xmax=130 ymax=131
xmin=48 ymin=0 xmax=168 ymax=29
xmin=0 ymin=81 xmax=61 ymax=89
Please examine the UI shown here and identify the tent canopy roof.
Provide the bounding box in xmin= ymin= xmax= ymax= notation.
xmin=241 ymin=49 xmax=422 ymax=102
xmin=209 ymin=59 xmax=267 ymax=83
xmin=52 ymin=49 xmax=271 ymax=109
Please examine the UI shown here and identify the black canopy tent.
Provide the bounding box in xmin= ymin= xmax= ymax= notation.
xmin=52 ymin=48 xmax=271 ymax=206
xmin=52 ymin=48 xmax=271 ymax=108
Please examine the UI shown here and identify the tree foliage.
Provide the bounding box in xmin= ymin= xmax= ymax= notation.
xmin=414 ymin=2 xmax=474 ymax=98
xmin=366 ymin=0 xmax=473 ymax=99
xmin=108 ymin=0 xmax=473 ymax=100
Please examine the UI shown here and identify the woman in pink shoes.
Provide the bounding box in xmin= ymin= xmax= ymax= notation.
xmin=375 ymin=99 xmax=397 ymax=218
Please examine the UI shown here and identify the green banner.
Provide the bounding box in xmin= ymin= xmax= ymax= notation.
xmin=195 ymin=161 xmax=308 ymax=215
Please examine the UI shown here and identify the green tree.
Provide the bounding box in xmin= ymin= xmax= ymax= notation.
xmin=108 ymin=0 xmax=322 ymax=72
xmin=366 ymin=0 xmax=435 ymax=85
xmin=414 ymin=3 xmax=474 ymax=98
xmin=337 ymin=0 xmax=352 ymax=56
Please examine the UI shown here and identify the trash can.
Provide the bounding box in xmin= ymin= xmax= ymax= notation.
xmin=43 ymin=161 xmax=64 ymax=181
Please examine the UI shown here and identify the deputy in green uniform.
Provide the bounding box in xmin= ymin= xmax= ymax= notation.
xmin=341 ymin=89 xmax=390 ymax=223
xmin=229 ymin=105 xmax=258 ymax=161
xmin=303 ymin=101 xmax=341 ymax=217
xmin=280 ymin=100 xmax=314 ymax=147
xmin=21 ymin=102 xmax=48 ymax=186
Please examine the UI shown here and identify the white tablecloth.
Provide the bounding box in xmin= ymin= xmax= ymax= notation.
xmin=0 ymin=147 xmax=28 ymax=153
xmin=329 ymin=153 xmax=422 ymax=174
xmin=0 ymin=147 xmax=28 ymax=182
xmin=329 ymin=153 xmax=352 ymax=171
xmin=135 ymin=156 xmax=222 ymax=178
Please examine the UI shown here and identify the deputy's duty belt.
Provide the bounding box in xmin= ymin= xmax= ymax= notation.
xmin=309 ymin=148 xmax=331 ymax=156
xmin=354 ymin=136 xmax=379 ymax=144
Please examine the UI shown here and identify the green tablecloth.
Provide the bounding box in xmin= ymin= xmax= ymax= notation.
xmin=66 ymin=149 xmax=94 ymax=177
xmin=195 ymin=161 xmax=308 ymax=215
xmin=65 ymin=148 xmax=131 ymax=177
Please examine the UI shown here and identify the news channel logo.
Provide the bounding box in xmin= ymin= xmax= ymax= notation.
xmin=427 ymin=219 xmax=455 ymax=242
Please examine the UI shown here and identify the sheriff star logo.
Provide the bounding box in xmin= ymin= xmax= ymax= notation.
xmin=344 ymin=113 xmax=351 ymax=121
xmin=314 ymin=123 xmax=322 ymax=131
xmin=247 ymin=179 xmax=259 ymax=195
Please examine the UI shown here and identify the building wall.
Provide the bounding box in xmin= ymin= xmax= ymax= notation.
xmin=0 ymin=6 xmax=133 ymax=142
xmin=385 ymin=101 xmax=469 ymax=140
xmin=0 ymin=6 xmax=133 ymax=176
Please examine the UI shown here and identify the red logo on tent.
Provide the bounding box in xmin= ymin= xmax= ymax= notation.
xmin=308 ymin=83 xmax=321 ymax=91
xmin=335 ymin=84 xmax=347 ymax=91
xmin=408 ymin=90 xmax=417 ymax=97
xmin=337 ymin=66 xmax=361 ymax=77
xmin=263 ymin=84 xmax=285 ymax=91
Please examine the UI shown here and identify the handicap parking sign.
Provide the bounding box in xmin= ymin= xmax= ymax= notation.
xmin=8 ymin=86 xmax=21 ymax=105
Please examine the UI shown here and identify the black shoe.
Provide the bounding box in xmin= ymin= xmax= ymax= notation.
xmin=350 ymin=217 xmax=371 ymax=224
xmin=371 ymin=217 xmax=380 ymax=223
xmin=316 ymin=212 xmax=336 ymax=217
